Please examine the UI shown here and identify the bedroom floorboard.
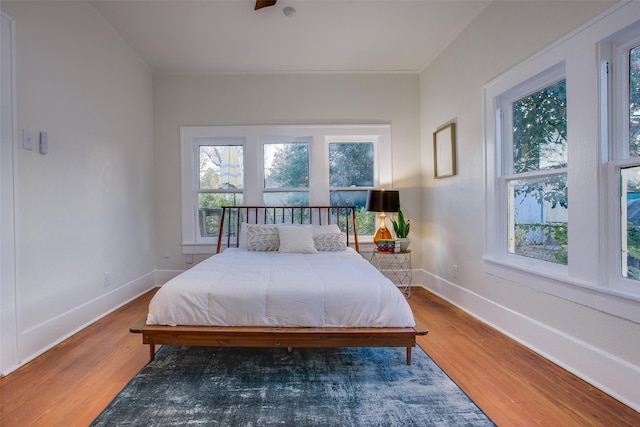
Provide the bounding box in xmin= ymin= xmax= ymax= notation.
xmin=0 ymin=287 xmax=638 ymax=426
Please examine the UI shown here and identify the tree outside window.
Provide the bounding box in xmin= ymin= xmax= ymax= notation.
xmin=507 ymin=79 xmax=568 ymax=264
xmin=621 ymin=45 xmax=640 ymax=280
xmin=329 ymin=142 xmax=375 ymax=235
xmin=263 ymin=142 xmax=309 ymax=206
xmin=198 ymin=144 xmax=243 ymax=237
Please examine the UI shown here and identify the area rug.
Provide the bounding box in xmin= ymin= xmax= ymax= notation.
xmin=91 ymin=345 xmax=495 ymax=426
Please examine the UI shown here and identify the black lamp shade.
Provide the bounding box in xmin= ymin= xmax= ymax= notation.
xmin=366 ymin=190 xmax=400 ymax=213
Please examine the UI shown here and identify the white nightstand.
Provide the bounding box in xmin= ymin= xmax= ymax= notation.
xmin=370 ymin=250 xmax=412 ymax=297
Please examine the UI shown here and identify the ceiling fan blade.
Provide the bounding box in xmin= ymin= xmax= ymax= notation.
xmin=255 ymin=0 xmax=277 ymax=10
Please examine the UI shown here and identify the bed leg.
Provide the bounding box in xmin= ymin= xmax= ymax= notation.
xmin=406 ymin=347 xmax=412 ymax=365
xmin=149 ymin=344 xmax=156 ymax=362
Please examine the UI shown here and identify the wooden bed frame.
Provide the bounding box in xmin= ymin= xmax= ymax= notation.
xmin=131 ymin=206 xmax=427 ymax=365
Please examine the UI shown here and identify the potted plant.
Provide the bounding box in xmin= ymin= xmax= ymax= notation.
xmin=391 ymin=208 xmax=411 ymax=251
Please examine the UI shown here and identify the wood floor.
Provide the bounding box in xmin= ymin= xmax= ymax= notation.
xmin=1 ymin=287 xmax=638 ymax=426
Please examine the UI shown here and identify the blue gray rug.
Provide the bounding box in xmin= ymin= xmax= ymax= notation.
xmin=91 ymin=345 xmax=495 ymax=426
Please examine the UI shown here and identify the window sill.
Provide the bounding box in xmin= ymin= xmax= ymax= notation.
xmin=484 ymin=256 xmax=640 ymax=324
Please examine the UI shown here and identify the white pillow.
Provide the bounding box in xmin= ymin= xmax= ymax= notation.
xmin=278 ymin=226 xmax=318 ymax=254
xmin=246 ymin=224 xmax=280 ymax=251
xmin=312 ymin=224 xmax=342 ymax=236
xmin=239 ymin=222 xmax=249 ymax=249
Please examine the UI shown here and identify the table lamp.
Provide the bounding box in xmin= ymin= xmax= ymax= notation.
xmin=366 ymin=189 xmax=400 ymax=244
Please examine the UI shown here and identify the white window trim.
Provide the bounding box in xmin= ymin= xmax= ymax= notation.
xmin=180 ymin=124 xmax=392 ymax=255
xmin=602 ymin=20 xmax=640 ymax=295
xmin=483 ymin=1 xmax=640 ymax=323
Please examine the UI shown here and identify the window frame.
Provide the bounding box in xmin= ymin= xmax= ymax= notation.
xmin=180 ymin=124 xmax=392 ymax=254
xmin=261 ymin=136 xmax=311 ymax=205
xmin=483 ymin=2 xmax=640 ymax=323
xmin=497 ymin=67 xmax=568 ymax=267
xmin=327 ymin=136 xmax=378 ymax=200
xmin=601 ymin=23 xmax=640 ymax=292
xmin=488 ymin=63 xmax=569 ymax=276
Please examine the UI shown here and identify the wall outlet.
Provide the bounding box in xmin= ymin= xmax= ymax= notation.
xmin=452 ymin=264 xmax=459 ymax=279
xmin=103 ymin=272 xmax=111 ymax=287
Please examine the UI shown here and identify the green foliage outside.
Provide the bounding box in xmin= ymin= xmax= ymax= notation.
xmin=265 ymin=143 xmax=309 ymax=188
xmin=512 ymin=79 xmax=567 ymax=209
xmin=354 ymin=207 xmax=375 ymax=236
xmin=199 ymin=141 xmax=378 ymax=237
xmin=627 ymin=222 xmax=640 ymax=279
xmin=511 ymin=79 xmax=568 ymax=264
xmin=514 ymin=222 xmax=567 ymax=264
xmin=623 ymin=46 xmax=640 ymax=279
xmin=329 ymin=143 xmax=374 ymax=187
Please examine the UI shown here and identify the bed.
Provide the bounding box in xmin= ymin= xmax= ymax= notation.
xmin=131 ymin=206 xmax=427 ymax=364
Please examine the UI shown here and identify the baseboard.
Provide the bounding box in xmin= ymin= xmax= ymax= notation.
xmin=413 ymin=269 xmax=640 ymax=412
xmin=4 ymin=268 xmax=188 ymax=376
xmin=7 ymin=272 xmax=158 ymax=376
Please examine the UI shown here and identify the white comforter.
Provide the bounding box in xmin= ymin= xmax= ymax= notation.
xmin=147 ymin=248 xmax=415 ymax=328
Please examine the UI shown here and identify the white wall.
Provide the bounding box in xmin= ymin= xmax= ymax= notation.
xmin=0 ymin=1 xmax=155 ymax=373
xmin=153 ymin=73 xmax=421 ymax=270
xmin=419 ymin=0 xmax=640 ymax=410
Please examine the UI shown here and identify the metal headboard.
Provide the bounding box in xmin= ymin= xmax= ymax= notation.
xmin=216 ymin=206 xmax=359 ymax=253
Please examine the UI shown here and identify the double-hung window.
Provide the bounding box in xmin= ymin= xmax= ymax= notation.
xmin=501 ymin=72 xmax=568 ymax=266
xmin=180 ymin=135 xmax=245 ymax=252
xmin=488 ymin=64 xmax=568 ymax=273
xmin=181 ymin=125 xmax=391 ymax=254
xmin=262 ymin=137 xmax=310 ymax=206
xmin=602 ymin=22 xmax=640 ymax=292
xmin=328 ymin=138 xmax=376 ymax=235
xmin=484 ymin=3 xmax=640 ymax=322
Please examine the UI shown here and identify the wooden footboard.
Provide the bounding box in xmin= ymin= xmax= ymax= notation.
xmin=131 ymin=320 xmax=427 ymax=365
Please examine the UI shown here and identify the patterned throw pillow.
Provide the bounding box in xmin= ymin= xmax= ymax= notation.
xmin=313 ymin=232 xmax=347 ymax=251
xmin=246 ymin=224 xmax=280 ymax=251
xmin=312 ymin=224 xmax=347 ymax=251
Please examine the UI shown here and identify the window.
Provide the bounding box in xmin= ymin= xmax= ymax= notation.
xmin=506 ymin=79 xmax=568 ymax=265
xmin=328 ymin=140 xmax=376 ymax=235
xmin=197 ymin=142 xmax=244 ymax=238
xmin=262 ymin=138 xmax=310 ymax=206
xmin=484 ymin=4 xmax=640 ymax=322
xmin=604 ymin=22 xmax=640 ymax=288
xmin=492 ymin=65 xmax=568 ymax=270
xmin=181 ymin=125 xmax=391 ymax=254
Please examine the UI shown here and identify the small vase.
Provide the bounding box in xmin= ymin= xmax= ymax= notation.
xmin=397 ymin=238 xmax=411 ymax=252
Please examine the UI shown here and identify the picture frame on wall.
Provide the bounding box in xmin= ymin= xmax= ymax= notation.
xmin=433 ymin=122 xmax=457 ymax=179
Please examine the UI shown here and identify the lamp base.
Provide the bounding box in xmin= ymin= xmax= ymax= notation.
xmin=373 ymin=226 xmax=392 ymax=244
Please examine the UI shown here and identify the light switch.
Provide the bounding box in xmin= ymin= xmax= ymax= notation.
xmin=39 ymin=132 xmax=48 ymax=155
xmin=22 ymin=130 xmax=34 ymax=151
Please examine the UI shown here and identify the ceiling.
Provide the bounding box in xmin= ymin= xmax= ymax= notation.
xmin=89 ymin=0 xmax=490 ymax=74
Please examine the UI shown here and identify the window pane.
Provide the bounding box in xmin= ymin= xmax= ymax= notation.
xmin=198 ymin=193 xmax=243 ymax=238
xmin=512 ymin=80 xmax=567 ymax=173
xmin=264 ymin=143 xmax=309 ymax=189
xmin=330 ymin=190 xmax=375 ymax=235
xmin=263 ymin=192 xmax=309 ymax=206
xmin=329 ymin=142 xmax=374 ymax=187
xmin=630 ymin=45 xmax=640 ymax=157
xmin=199 ymin=145 xmax=243 ymax=190
xmin=508 ymin=175 xmax=568 ymax=264
xmin=621 ymin=166 xmax=640 ymax=280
